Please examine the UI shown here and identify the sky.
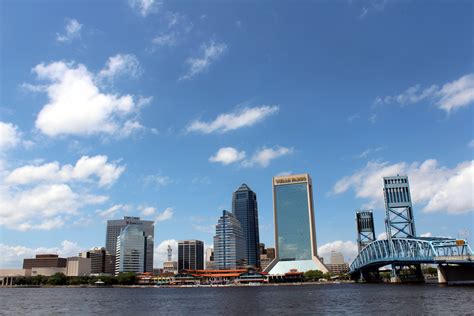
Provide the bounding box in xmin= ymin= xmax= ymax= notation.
xmin=0 ymin=0 xmax=473 ymax=269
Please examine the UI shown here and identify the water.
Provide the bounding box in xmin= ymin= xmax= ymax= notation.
xmin=1 ymin=284 xmax=473 ymax=315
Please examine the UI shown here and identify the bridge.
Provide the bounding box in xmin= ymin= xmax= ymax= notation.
xmin=349 ymin=176 xmax=474 ymax=284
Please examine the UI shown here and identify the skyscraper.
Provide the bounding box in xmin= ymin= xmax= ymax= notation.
xmin=213 ymin=210 xmax=246 ymax=270
xmin=355 ymin=210 xmax=376 ymax=251
xmin=232 ymin=184 xmax=260 ymax=268
xmin=267 ymin=173 xmax=328 ymax=274
xmin=106 ymin=216 xmax=154 ymax=273
xmin=115 ymin=224 xmax=146 ymax=275
xmin=178 ymin=240 xmax=204 ymax=271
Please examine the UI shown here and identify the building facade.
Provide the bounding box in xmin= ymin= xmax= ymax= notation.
xmin=115 ymin=224 xmax=147 ymax=275
xmin=259 ymin=243 xmax=276 ymax=271
xmin=66 ymin=257 xmax=91 ymax=276
xmin=205 ymin=248 xmax=215 ymax=269
xmin=106 ymin=216 xmax=154 ymax=273
xmin=178 ymin=240 xmax=204 ymax=272
xmin=355 ymin=210 xmax=376 ymax=251
xmin=214 ymin=210 xmax=246 ymax=270
xmin=268 ymin=174 xmax=328 ymax=274
xmin=232 ymin=184 xmax=260 ymax=268
xmin=79 ymin=247 xmax=115 ymax=275
xmin=23 ymin=254 xmax=67 ymax=269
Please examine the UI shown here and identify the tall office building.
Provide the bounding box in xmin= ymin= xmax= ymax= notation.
xmin=213 ymin=210 xmax=246 ymax=270
xmin=178 ymin=240 xmax=204 ymax=271
xmin=106 ymin=216 xmax=154 ymax=273
xmin=205 ymin=248 xmax=215 ymax=269
xmin=383 ymin=175 xmax=416 ymax=239
xmin=232 ymin=184 xmax=260 ymax=268
xmin=267 ymin=173 xmax=328 ymax=274
xmin=115 ymin=224 xmax=148 ymax=275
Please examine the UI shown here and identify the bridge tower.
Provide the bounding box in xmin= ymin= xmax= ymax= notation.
xmin=355 ymin=210 xmax=376 ymax=252
xmin=383 ymin=175 xmax=416 ymax=239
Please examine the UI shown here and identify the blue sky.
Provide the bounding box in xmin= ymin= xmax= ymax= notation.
xmin=1 ymin=0 xmax=473 ymax=268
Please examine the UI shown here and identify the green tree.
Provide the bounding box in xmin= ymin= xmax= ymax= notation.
xmin=47 ymin=273 xmax=67 ymax=285
xmin=304 ymin=270 xmax=324 ymax=281
xmin=116 ymin=272 xmax=136 ymax=285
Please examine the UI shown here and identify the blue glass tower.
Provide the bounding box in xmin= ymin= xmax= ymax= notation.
xmin=232 ymin=184 xmax=260 ymax=268
xmin=214 ymin=210 xmax=246 ymax=269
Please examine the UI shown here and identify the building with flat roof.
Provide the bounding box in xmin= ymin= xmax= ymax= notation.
xmin=178 ymin=240 xmax=204 ymax=272
xmin=23 ymin=254 xmax=67 ymax=270
xmin=267 ymin=174 xmax=328 ymax=274
xmin=232 ymin=184 xmax=260 ymax=268
xmin=106 ymin=216 xmax=154 ymax=273
xmin=214 ymin=210 xmax=246 ymax=270
xmin=66 ymin=257 xmax=91 ymax=276
xmin=79 ymin=247 xmax=115 ymax=275
xmin=259 ymin=243 xmax=276 ymax=271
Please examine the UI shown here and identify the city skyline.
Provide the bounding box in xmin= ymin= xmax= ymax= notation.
xmin=1 ymin=0 xmax=473 ymax=270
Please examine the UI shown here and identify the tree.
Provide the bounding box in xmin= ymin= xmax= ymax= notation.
xmin=47 ymin=273 xmax=67 ymax=285
xmin=116 ymin=272 xmax=136 ymax=285
xmin=304 ymin=270 xmax=324 ymax=281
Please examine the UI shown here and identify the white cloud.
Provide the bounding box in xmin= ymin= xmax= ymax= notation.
xmin=56 ymin=18 xmax=82 ymax=43
xmin=420 ymin=232 xmax=432 ymax=238
xmin=6 ymin=155 xmax=125 ymax=188
xmin=140 ymin=206 xmax=156 ymax=216
xmin=154 ymin=239 xmax=177 ymax=267
xmin=0 ymin=240 xmax=83 ymax=268
xmin=180 ymin=40 xmax=227 ymax=80
xmin=469 ymin=140 xmax=474 ymax=148
xmin=318 ymin=240 xmax=358 ymax=264
xmin=129 ymin=0 xmax=161 ymax=17
xmin=152 ymin=33 xmax=177 ymax=47
xmin=29 ymin=59 xmax=149 ymax=138
xmin=144 ymin=174 xmax=173 ymax=188
xmin=377 ymin=232 xmax=387 ymax=240
xmin=243 ymin=146 xmax=293 ymax=167
xmin=98 ymin=54 xmax=141 ymax=80
xmin=0 ymin=122 xmax=20 ymax=150
xmin=356 ymin=146 xmax=385 ymax=159
xmin=0 ymin=155 xmax=123 ymax=230
xmin=155 ymin=207 xmax=173 ymax=222
xmin=332 ymin=159 xmax=474 ymax=214
xmin=192 ymin=224 xmax=215 ymax=234
xmin=209 ymin=147 xmax=246 ymax=165
xmin=374 ymin=73 xmax=474 ymax=113
xmin=187 ymin=105 xmax=279 ymax=134
xmin=97 ymin=204 xmax=129 ymax=218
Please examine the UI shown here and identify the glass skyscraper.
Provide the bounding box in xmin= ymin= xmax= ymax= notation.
xmin=268 ymin=173 xmax=328 ymax=274
xmin=213 ymin=210 xmax=246 ymax=270
xmin=115 ymin=224 xmax=146 ymax=275
xmin=178 ymin=240 xmax=204 ymax=271
xmin=232 ymin=184 xmax=260 ymax=268
xmin=106 ymin=216 xmax=154 ymax=273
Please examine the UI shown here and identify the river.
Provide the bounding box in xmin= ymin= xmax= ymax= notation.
xmin=1 ymin=283 xmax=473 ymax=314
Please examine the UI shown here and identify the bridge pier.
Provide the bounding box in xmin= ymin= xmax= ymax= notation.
xmin=437 ymin=264 xmax=474 ymax=284
xmin=389 ymin=264 xmax=424 ymax=283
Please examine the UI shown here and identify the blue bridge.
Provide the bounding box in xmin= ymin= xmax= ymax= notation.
xmin=350 ymin=237 xmax=473 ymax=277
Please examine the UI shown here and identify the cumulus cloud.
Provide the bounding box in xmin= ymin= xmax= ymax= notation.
xmin=420 ymin=232 xmax=432 ymax=238
xmin=56 ymin=18 xmax=82 ymax=43
xmin=0 ymin=122 xmax=20 ymax=150
xmin=140 ymin=206 xmax=156 ymax=216
xmin=180 ymin=40 xmax=227 ymax=80
xmin=129 ymin=0 xmax=161 ymax=17
xmin=0 ymin=240 xmax=84 ymax=268
xmin=209 ymin=147 xmax=246 ymax=165
xmin=98 ymin=54 xmax=141 ymax=80
xmin=374 ymin=73 xmax=474 ymax=113
xmin=155 ymin=207 xmax=173 ymax=222
xmin=28 ymin=59 xmax=150 ymax=138
xmin=97 ymin=204 xmax=131 ymax=218
xmin=187 ymin=105 xmax=279 ymax=134
xmin=154 ymin=239 xmax=177 ymax=267
xmin=0 ymin=155 xmax=124 ymax=230
xmin=6 ymin=155 xmax=125 ymax=188
xmin=318 ymin=240 xmax=358 ymax=264
xmin=332 ymin=159 xmax=474 ymax=214
xmin=243 ymin=146 xmax=293 ymax=167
